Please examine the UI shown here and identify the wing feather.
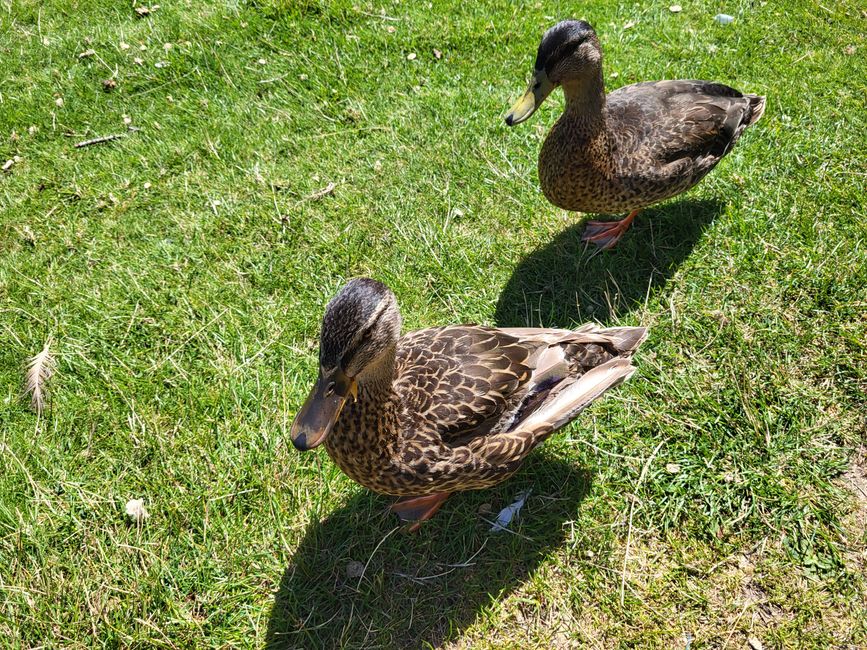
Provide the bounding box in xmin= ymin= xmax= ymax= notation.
xmin=395 ymin=326 xmax=538 ymax=443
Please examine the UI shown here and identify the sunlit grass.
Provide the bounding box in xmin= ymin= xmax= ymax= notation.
xmin=0 ymin=0 xmax=865 ymax=646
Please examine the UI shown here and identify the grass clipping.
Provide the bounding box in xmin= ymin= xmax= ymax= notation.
xmin=24 ymin=339 xmax=56 ymax=415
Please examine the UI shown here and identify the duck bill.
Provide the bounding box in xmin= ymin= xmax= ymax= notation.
xmin=290 ymin=369 xmax=357 ymax=451
xmin=505 ymin=71 xmax=555 ymax=126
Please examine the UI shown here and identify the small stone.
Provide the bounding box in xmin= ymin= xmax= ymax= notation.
xmin=163 ymin=42 xmax=172 ymax=51
xmin=102 ymin=78 xmax=117 ymax=91
xmin=714 ymin=13 xmax=734 ymax=24
xmin=709 ymin=309 xmax=730 ymax=326
xmin=299 ymin=73 xmax=309 ymax=81
xmin=669 ymin=4 xmax=682 ymax=12
xmin=257 ymin=58 xmax=267 ymax=65
xmin=55 ymin=97 xmax=64 ymax=107
xmin=135 ymin=5 xmax=151 ymax=16
xmin=624 ymin=20 xmax=636 ymax=29
xmin=78 ymin=49 xmax=96 ymax=59
xmin=386 ymin=25 xmax=396 ymax=33
xmin=143 ymin=182 xmax=152 ymax=189
xmin=154 ymin=60 xmax=169 ymax=68
xmin=125 ymin=498 xmax=149 ymax=522
xmin=28 ymin=125 xmax=38 ymax=135
xmin=747 ymin=637 xmax=764 ymax=650
xmin=609 ymin=71 xmax=619 ymax=79
xmin=123 ymin=115 xmax=132 ymax=125
xmin=406 ymin=52 xmax=416 ymax=60
xmin=373 ymin=159 xmax=382 ymax=172
xmin=666 ymin=463 xmax=681 ymax=474
xmin=120 ymin=42 xmax=130 ymax=50
xmin=477 ymin=503 xmax=492 ymax=514
xmin=345 ymin=560 xmax=364 ymax=579
xmin=844 ymin=44 xmax=856 ymax=56
xmin=133 ymin=57 xmax=144 ymax=65
xmin=433 ymin=48 xmax=442 ymax=59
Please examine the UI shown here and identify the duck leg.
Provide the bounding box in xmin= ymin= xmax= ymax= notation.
xmin=390 ymin=492 xmax=451 ymax=532
xmin=581 ymin=208 xmax=641 ymax=250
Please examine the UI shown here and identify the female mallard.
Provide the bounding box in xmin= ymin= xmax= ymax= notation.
xmin=290 ymin=278 xmax=646 ymax=529
xmin=506 ymin=20 xmax=766 ymax=249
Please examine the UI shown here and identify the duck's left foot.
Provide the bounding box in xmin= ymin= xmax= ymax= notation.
xmin=581 ymin=208 xmax=641 ymax=250
xmin=390 ymin=492 xmax=451 ymax=532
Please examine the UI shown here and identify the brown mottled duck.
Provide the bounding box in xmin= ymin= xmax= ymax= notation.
xmin=506 ymin=20 xmax=766 ymax=249
xmin=290 ymin=278 xmax=647 ymax=530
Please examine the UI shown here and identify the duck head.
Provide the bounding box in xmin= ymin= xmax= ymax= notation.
xmin=290 ymin=278 xmax=402 ymax=451
xmin=505 ymin=20 xmax=602 ymax=126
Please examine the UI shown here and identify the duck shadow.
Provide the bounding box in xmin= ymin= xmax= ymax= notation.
xmin=266 ymin=453 xmax=593 ymax=649
xmin=495 ymin=199 xmax=723 ymax=327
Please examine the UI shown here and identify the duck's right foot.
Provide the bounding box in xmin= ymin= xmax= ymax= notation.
xmin=581 ymin=209 xmax=641 ymax=250
xmin=390 ymin=492 xmax=451 ymax=532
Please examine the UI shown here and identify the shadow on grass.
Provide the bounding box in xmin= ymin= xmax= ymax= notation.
xmin=495 ymin=199 xmax=723 ymax=327
xmin=266 ymin=453 xmax=593 ymax=648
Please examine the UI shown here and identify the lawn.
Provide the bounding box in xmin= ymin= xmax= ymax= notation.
xmin=1 ymin=0 xmax=865 ymax=647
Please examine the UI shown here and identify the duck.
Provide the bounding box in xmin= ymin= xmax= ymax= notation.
xmin=290 ymin=278 xmax=647 ymax=530
xmin=505 ymin=20 xmax=766 ymax=249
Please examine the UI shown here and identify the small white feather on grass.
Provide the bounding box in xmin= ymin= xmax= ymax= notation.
xmin=125 ymin=498 xmax=149 ymax=523
xmin=490 ymin=489 xmax=531 ymax=533
xmin=24 ymin=338 xmax=56 ymax=415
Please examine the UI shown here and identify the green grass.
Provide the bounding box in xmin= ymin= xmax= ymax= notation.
xmin=1 ymin=0 xmax=865 ymax=646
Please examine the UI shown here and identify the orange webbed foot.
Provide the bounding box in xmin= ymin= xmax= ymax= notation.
xmin=390 ymin=492 xmax=451 ymax=532
xmin=581 ymin=208 xmax=641 ymax=250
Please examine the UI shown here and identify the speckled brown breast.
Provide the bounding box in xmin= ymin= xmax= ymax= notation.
xmin=324 ymin=390 xmax=521 ymax=497
xmin=539 ymin=117 xmax=629 ymax=213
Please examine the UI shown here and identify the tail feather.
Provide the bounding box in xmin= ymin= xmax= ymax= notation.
xmin=597 ymin=326 xmax=648 ymax=354
xmin=745 ymin=94 xmax=766 ymax=127
xmin=500 ymin=324 xmax=647 ymax=352
xmin=519 ymin=357 xmax=637 ymax=434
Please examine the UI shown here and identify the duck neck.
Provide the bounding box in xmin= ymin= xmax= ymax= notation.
xmin=325 ymin=346 xmax=402 ymax=489
xmin=561 ymin=68 xmax=606 ymax=131
xmin=355 ymin=346 xmax=397 ymax=400
xmin=336 ymin=344 xmax=401 ymax=450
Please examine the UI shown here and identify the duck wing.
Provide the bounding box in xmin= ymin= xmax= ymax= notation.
xmin=465 ymin=355 xmax=639 ymax=473
xmin=394 ymin=325 xmax=646 ymax=449
xmin=394 ymin=326 xmax=539 ymax=444
xmin=608 ymin=80 xmax=765 ymax=186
